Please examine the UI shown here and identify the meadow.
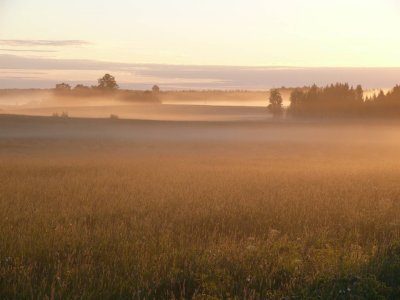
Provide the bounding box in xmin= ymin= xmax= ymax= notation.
xmin=1 ymin=115 xmax=400 ymax=299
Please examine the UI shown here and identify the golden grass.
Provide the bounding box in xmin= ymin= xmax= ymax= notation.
xmin=1 ymin=119 xmax=400 ymax=298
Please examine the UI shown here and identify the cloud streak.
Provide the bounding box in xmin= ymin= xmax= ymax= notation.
xmin=0 ymin=54 xmax=125 ymax=70
xmin=0 ymin=49 xmax=57 ymax=53
xmin=0 ymin=40 xmax=91 ymax=47
xmin=1 ymin=55 xmax=400 ymax=90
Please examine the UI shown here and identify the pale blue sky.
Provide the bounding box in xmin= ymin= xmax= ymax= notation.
xmin=1 ymin=0 xmax=400 ymax=66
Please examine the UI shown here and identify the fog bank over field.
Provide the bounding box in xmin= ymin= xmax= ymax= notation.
xmin=0 ymin=89 xmax=278 ymax=121
xmin=0 ymin=88 xmax=392 ymax=121
xmin=2 ymin=115 xmax=400 ymax=147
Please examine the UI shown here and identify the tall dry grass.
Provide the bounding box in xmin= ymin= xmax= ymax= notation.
xmin=0 ymin=120 xmax=400 ymax=299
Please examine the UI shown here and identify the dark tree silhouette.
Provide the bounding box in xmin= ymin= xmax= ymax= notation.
xmin=289 ymin=88 xmax=305 ymax=114
xmin=355 ymin=85 xmax=364 ymax=103
xmin=288 ymin=83 xmax=365 ymax=117
xmin=152 ymin=85 xmax=160 ymax=93
xmin=377 ymin=90 xmax=385 ymax=101
xmin=268 ymin=89 xmax=283 ymax=116
xmin=97 ymin=74 xmax=119 ymax=90
xmin=74 ymin=84 xmax=90 ymax=90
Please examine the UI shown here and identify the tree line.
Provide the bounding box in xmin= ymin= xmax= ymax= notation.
xmin=54 ymin=74 xmax=161 ymax=103
xmin=56 ymin=74 xmax=160 ymax=93
xmin=268 ymin=83 xmax=400 ymax=118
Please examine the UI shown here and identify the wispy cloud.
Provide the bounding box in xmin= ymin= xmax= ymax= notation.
xmin=0 ymin=40 xmax=91 ymax=47
xmin=0 ymin=48 xmax=57 ymax=53
xmin=1 ymin=54 xmax=400 ymax=90
xmin=0 ymin=54 xmax=125 ymax=70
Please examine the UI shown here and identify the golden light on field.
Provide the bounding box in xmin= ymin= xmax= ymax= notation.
xmin=1 ymin=1 xmax=400 ymax=298
xmin=1 ymin=118 xmax=400 ymax=297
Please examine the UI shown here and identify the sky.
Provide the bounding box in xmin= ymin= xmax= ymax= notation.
xmin=1 ymin=0 xmax=400 ymax=89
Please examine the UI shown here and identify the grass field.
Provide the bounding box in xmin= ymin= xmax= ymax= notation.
xmin=1 ymin=115 xmax=400 ymax=299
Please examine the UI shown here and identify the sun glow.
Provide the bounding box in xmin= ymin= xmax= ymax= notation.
xmin=1 ymin=0 xmax=399 ymax=67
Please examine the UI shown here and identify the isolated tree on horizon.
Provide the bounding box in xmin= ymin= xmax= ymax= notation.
xmin=97 ymin=74 xmax=119 ymax=90
xmin=268 ymin=89 xmax=283 ymax=116
xmin=152 ymin=85 xmax=160 ymax=93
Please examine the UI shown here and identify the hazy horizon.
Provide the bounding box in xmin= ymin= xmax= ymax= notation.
xmin=2 ymin=0 xmax=400 ymax=90
xmin=2 ymin=54 xmax=400 ymax=90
